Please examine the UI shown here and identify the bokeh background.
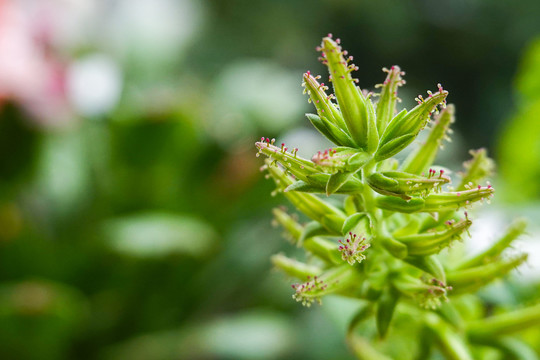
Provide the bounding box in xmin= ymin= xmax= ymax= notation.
xmin=1 ymin=0 xmax=540 ymax=359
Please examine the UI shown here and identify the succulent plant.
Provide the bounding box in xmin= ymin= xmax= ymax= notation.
xmin=256 ymin=35 xmax=539 ymax=359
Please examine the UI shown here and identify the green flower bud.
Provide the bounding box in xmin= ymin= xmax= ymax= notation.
xmin=264 ymin=160 xmax=346 ymax=233
xmin=271 ymin=253 xmax=322 ymax=280
xmin=457 ymin=148 xmax=495 ymax=190
xmin=367 ymin=170 xmax=450 ymax=200
xmin=375 ymin=66 xmax=406 ymax=133
xmin=393 ymin=274 xmax=451 ymax=310
xmin=467 ymin=303 xmax=540 ymax=339
xmin=447 ymin=253 xmax=528 ymax=295
xmin=422 ymin=185 xmax=494 ymax=212
xmin=455 ymin=218 xmax=527 ymax=270
xmin=319 ymin=36 xmax=378 ymax=152
xmin=396 ymin=218 xmax=472 ymax=256
xmin=272 ymin=207 xmax=303 ymax=245
xmin=401 ymin=104 xmax=455 ymax=175
xmin=256 ymin=138 xmax=318 ymax=182
xmin=302 ymin=72 xmax=348 ymax=131
xmin=375 ymin=85 xmax=448 ymax=161
xmin=290 ymin=265 xmax=359 ymax=307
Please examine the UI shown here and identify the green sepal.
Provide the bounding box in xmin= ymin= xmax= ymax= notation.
xmin=455 ymin=218 xmax=527 ymax=270
xmin=285 ymin=177 xmax=364 ymax=194
xmin=376 ymin=66 xmax=405 ymax=133
xmin=401 ymin=104 xmax=455 ymax=175
xmin=367 ymin=170 xmax=450 ymax=200
xmin=306 ymin=113 xmax=356 ymax=147
xmin=327 ymin=171 xmax=354 ymax=195
xmin=375 ymin=196 xmax=425 ymax=213
xmin=376 ymin=286 xmax=400 ymax=338
xmin=447 ymin=254 xmax=528 ymax=295
xmin=271 ymin=253 xmax=322 ymax=280
xmin=342 ymin=213 xmax=366 ymax=235
xmin=395 ymin=219 xmax=472 ymax=256
xmin=379 ymin=236 xmax=408 ymax=259
xmin=374 ymin=133 xmax=416 ymax=162
xmin=404 ymin=255 xmax=446 ymax=283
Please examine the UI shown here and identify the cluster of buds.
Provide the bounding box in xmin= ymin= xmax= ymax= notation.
xmin=256 ymin=35 xmax=536 ymax=359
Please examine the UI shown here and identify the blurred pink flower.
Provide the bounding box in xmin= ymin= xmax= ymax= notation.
xmin=0 ymin=0 xmax=72 ymax=127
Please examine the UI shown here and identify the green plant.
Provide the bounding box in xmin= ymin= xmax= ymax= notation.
xmin=256 ymin=35 xmax=540 ymax=359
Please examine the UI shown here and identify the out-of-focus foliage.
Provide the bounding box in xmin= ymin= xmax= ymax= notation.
xmin=0 ymin=0 xmax=539 ymax=359
xmin=499 ymin=36 xmax=540 ymax=202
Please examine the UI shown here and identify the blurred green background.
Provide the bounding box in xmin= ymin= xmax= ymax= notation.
xmin=0 ymin=0 xmax=539 ymax=359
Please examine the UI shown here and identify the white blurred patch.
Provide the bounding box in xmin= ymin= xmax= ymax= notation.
xmin=67 ymin=54 xmax=122 ymax=117
xmin=467 ymin=208 xmax=540 ymax=281
xmin=106 ymin=0 xmax=202 ymax=64
xmin=210 ymin=60 xmax=306 ymax=146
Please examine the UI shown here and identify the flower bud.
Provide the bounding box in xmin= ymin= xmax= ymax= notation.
xmin=264 ymin=160 xmax=346 ymax=233
xmin=291 ymin=265 xmax=359 ymax=307
xmin=272 ymin=208 xmax=303 ymax=245
xmin=320 ymin=37 xmax=378 ymax=152
xmin=367 ymin=170 xmax=450 ymax=200
xmin=401 ymin=104 xmax=455 ymax=175
xmin=302 ymin=72 xmax=347 ymax=130
xmin=256 ymin=139 xmax=318 ymax=182
xmin=375 ymin=66 xmax=406 ymax=133
xmin=393 ymin=274 xmax=451 ymax=309
xmin=455 ymin=218 xmax=527 ymax=270
xmin=422 ymin=185 xmax=494 ymax=212
xmin=375 ymin=86 xmax=448 ymax=161
xmin=396 ymin=218 xmax=472 ymax=256
xmin=271 ymin=253 xmax=322 ymax=280
xmin=467 ymin=303 xmax=540 ymax=339
xmin=447 ymin=253 xmax=528 ymax=295
xmin=457 ymin=148 xmax=495 ymax=190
